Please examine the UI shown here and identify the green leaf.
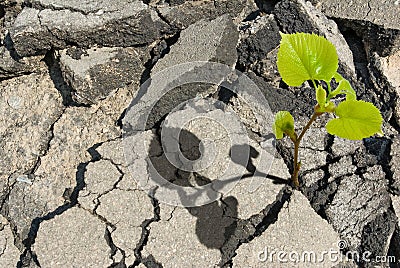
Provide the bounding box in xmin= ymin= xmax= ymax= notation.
xmin=273 ymin=111 xmax=295 ymax=139
xmin=329 ymin=73 xmax=356 ymax=100
xmin=277 ymin=32 xmax=339 ymax=86
xmin=326 ymin=100 xmax=383 ymax=140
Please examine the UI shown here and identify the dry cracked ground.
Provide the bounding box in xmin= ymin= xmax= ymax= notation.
xmin=0 ymin=0 xmax=400 ymax=267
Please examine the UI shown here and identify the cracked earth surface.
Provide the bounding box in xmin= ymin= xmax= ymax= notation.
xmin=1 ymin=0 xmax=400 ymax=267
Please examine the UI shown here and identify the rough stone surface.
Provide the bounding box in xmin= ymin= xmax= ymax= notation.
xmin=233 ymin=191 xmax=341 ymax=267
xmin=153 ymin=14 xmax=238 ymax=73
xmin=390 ymin=136 xmax=400 ymax=192
xmin=326 ymin=166 xmax=392 ymax=251
xmin=316 ymin=0 xmax=400 ymax=56
xmin=10 ymin=1 xmax=170 ymax=57
xmin=0 ymin=47 xmax=45 ymax=79
xmin=370 ymin=50 xmax=400 ymax=126
xmin=59 ymin=46 xmax=148 ymax=105
xmin=0 ymin=73 xmax=63 ymax=180
xmin=237 ymin=14 xmax=281 ymax=77
xmin=1 ymin=0 xmax=400 ymax=266
xmin=96 ymin=189 xmax=154 ymax=265
xmin=143 ymin=205 xmax=222 ymax=267
xmin=133 ymin=14 xmax=239 ymax=129
xmin=0 ymin=215 xmax=21 ymax=267
xmin=33 ymin=207 xmax=112 ymax=267
xmin=78 ymin=160 xmax=122 ymax=211
xmin=393 ymin=195 xmax=400 ymax=225
xmin=155 ymin=0 xmax=248 ymax=30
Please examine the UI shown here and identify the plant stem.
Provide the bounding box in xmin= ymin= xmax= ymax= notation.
xmin=291 ymin=111 xmax=320 ymax=187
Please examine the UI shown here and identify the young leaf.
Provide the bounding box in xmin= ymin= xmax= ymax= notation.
xmin=326 ymin=100 xmax=383 ymax=140
xmin=273 ymin=111 xmax=295 ymax=140
xmin=277 ymin=32 xmax=338 ymax=86
xmin=329 ymin=73 xmax=356 ymax=100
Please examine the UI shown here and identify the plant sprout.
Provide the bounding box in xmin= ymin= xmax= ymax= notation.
xmin=273 ymin=32 xmax=383 ymax=187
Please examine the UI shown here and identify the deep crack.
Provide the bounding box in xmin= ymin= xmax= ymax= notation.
xmin=218 ymin=186 xmax=292 ymax=266
xmin=130 ymin=188 xmax=160 ymax=267
xmin=16 ymin=142 xmax=103 ymax=268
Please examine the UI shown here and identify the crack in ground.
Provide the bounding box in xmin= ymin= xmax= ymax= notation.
xmin=364 ymin=1 xmax=372 ymax=20
xmin=130 ymin=188 xmax=160 ymax=268
xmin=15 ymin=142 xmax=104 ymax=268
xmin=105 ymin=226 xmax=127 ymax=268
xmin=218 ymin=185 xmax=292 ymax=267
xmin=139 ymin=30 xmax=181 ymax=85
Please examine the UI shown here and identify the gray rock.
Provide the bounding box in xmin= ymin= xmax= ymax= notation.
xmin=390 ymin=136 xmax=400 ymax=193
xmin=326 ymin=166 xmax=392 ymax=254
xmin=300 ymin=148 xmax=328 ymax=171
xmin=33 ymin=207 xmax=112 ymax=267
xmin=328 ymin=155 xmax=357 ymax=180
xmin=0 ymin=47 xmax=45 ymax=79
xmin=233 ymin=191 xmax=342 ymax=267
xmin=331 ymin=137 xmax=363 ymax=158
xmin=369 ymin=50 xmax=400 ymax=125
xmin=10 ymin=2 xmax=170 ymax=57
xmin=316 ymin=0 xmax=400 ymax=56
xmin=0 ymin=73 xmax=64 ymax=224
xmin=0 ymin=73 xmax=63 ymax=177
xmin=0 ymin=215 xmax=21 ymax=267
xmin=153 ymin=14 xmax=238 ymax=73
xmin=155 ymin=0 xmax=247 ymax=30
xmin=58 ymin=46 xmax=148 ymax=105
xmin=96 ymin=189 xmax=154 ymax=265
xmin=274 ymin=0 xmax=356 ymax=72
xmin=237 ymin=14 xmax=281 ymax=77
xmin=78 ymin=160 xmax=122 ymax=211
xmin=392 ymin=195 xmax=400 ymax=226
xmin=143 ymin=205 xmax=222 ymax=266
xmin=6 ymin=82 xmax=133 ymax=244
xmin=126 ymin=14 xmax=239 ymax=129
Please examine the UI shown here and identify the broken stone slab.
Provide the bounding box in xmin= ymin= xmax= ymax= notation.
xmin=142 ymin=205 xmax=222 ymax=267
xmin=0 ymin=47 xmax=46 ymax=79
xmin=10 ymin=1 xmax=170 ymax=57
xmin=154 ymin=0 xmax=248 ymax=30
xmin=325 ymin=166 xmax=394 ymax=258
xmin=316 ymin=0 xmax=400 ymax=56
xmin=96 ymin=188 xmax=154 ymax=265
xmin=0 ymin=72 xmax=63 ymax=213
xmin=328 ymin=155 xmax=357 ymax=181
xmin=6 ymin=84 xmax=132 ymax=245
xmin=33 ymin=207 xmax=112 ymax=267
xmin=0 ymin=215 xmax=21 ymax=267
xmin=274 ymin=0 xmax=356 ymax=73
xmin=58 ymin=46 xmax=149 ymax=105
xmin=233 ymin=191 xmax=343 ymax=267
xmin=369 ymin=50 xmax=400 ymax=126
xmin=390 ymin=135 xmax=400 ymax=193
xmin=153 ymin=14 xmax=238 ymax=73
xmin=0 ymin=72 xmax=63 ymax=176
xmin=392 ymin=195 xmax=400 ymax=226
xmin=331 ymin=137 xmax=363 ymax=158
xmin=226 ymin=138 xmax=289 ymax=219
xmin=237 ymin=14 xmax=281 ymax=77
xmin=97 ymin=139 xmax=126 ymax=166
xmin=78 ymin=160 xmax=122 ymax=211
xmin=124 ymin=14 xmax=239 ymax=130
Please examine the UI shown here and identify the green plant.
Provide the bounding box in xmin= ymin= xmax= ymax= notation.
xmin=273 ymin=32 xmax=383 ymax=187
